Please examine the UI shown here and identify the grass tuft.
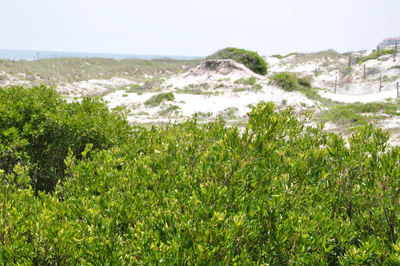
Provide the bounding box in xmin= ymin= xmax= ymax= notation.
xmin=144 ymin=92 xmax=175 ymax=107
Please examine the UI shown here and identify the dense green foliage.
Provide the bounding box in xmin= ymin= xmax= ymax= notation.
xmin=0 ymin=85 xmax=131 ymax=192
xmin=3 ymin=87 xmax=400 ymax=264
xmin=207 ymin=48 xmax=268 ymax=75
xmin=297 ymin=76 xmax=312 ymax=88
xmin=272 ymin=72 xmax=300 ymax=91
xmin=358 ymin=49 xmax=395 ymax=64
xmin=144 ymin=92 xmax=175 ymax=106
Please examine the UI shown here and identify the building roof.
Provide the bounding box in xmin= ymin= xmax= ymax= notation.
xmin=383 ymin=37 xmax=400 ymax=40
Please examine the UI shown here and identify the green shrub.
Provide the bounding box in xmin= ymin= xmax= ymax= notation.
xmin=0 ymin=85 xmax=131 ymax=193
xmin=2 ymin=101 xmax=400 ymax=264
xmin=122 ymin=94 xmax=128 ymax=97
xmin=234 ymin=76 xmax=256 ymax=85
xmin=233 ymin=87 xmax=245 ymax=92
xmin=273 ymin=72 xmax=299 ymax=91
xmin=252 ymin=83 xmax=262 ymax=91
xmin=144 ymin=92 xmax=175 ymax=106
xmin=214 ymin=83 xmax=224 ymax=89
xmin=158 ymin=105 xmax=180 ymax=116
xmin=125 ymin=84 xmax=141 ymax=92
xmin=246 ymin=76 xmax=256 ymax=85
xmin=207 ymin=47 xmax=268 ymax=75
xmin=297 ymin=76 xmax=312 ymax=88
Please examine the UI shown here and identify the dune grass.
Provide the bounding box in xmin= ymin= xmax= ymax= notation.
xmin=316 ymin=101 xmax=400 ymax=129
xmin=0 ymin=57 xmax=203 ymax=86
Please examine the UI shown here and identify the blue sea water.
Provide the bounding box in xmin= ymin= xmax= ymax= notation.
xmin=0 ymin=49 xmax=204 ymax=61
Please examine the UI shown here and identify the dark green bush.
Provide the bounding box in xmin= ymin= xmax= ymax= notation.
xmin=0 ymin=85 xmax=131 ymax=193
xmin=207 ymin=47 xmax=268 ymax=75
xmin=272 ymin=72 xmax=299 ymax=91
xmin=2 ymin=102 xmax=400 ymax=264
xmin=144 ymin=92 xmax=175 ymax=106
xmin=297 ymin=76 xmax=312 ymax=88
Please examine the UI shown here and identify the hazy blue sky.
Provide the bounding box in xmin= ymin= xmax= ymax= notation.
xmin=2 ymin=0 xmax=399 ymax=57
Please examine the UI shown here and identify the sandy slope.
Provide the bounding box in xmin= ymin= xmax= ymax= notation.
xmin=102 ymin=60 xmax=318 ymax=124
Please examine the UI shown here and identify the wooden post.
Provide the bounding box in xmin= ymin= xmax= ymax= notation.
xmin=377 ymin=45 xmax=380 ymax=57
xmin=315 ymin=68 xmax=318 ymax=77
xmin=394 ymin=43 xmax=397 ymax=61
xmin=397 ymin=82 xmax=399 ymax=98
xmin=335 ymin=76 xmax=337 ymax=94
xmin=348 ymin=55 xmax=351 ymax=67
xmin=363 ymin=64 xmax=366 ymax=79
xmin=36 ymin=52 xmax=40 ymax=61
xmin=379 ymin=74 xmax=382 ymax=92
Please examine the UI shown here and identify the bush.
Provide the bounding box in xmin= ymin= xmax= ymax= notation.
xmin=234 ymin=76 xmax=256 ymax=85
xmin=158 ymin=105 xmax=180 ymax=116
xmin=207 ymin=47 xmax=268 ymax=75
xmin=214 ymin=83 xmax=224 ymax=89
xmin=144 ymin=92 xmax=175 ymax=106
xmin=272 ymin=72 xmax=299 ymax=91
xmin=297 ymin=76 xmax=312 ymax=88
xmin=0 ymin=85 xmax=131 ymax=193
xmin=2 ymin=102 xmax=400 ymax=264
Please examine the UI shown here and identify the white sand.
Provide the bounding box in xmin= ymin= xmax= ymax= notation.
xmin=105 ymin=60 xmax=317 ymax=124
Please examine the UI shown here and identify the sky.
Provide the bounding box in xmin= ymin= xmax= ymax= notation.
xmin=2 ymin=0 xmax=400 ymax=57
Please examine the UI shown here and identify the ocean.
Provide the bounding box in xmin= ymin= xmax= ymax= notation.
xmin=0 ymin=49 xmax=204 ymax=61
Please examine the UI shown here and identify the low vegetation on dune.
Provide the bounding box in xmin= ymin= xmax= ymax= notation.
xmin=270 ymin=52 xmax=299 ymax=59
xmin=144 ymin=92 xmax=175 ymax=106
xmin=358 ymin=48 xmax=395 ymax=64
xmin=0 ymin=57 xmax=203 ymax=86
xmin=271 ymin=72 xmax=400 ymax=129
xmin=2 ymin=86 xmax=400 ymax=264
xmin=207 ymin=47 xmax=268 ymax=75
xmin=317 ymin=101 xmax=400 ymax=128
